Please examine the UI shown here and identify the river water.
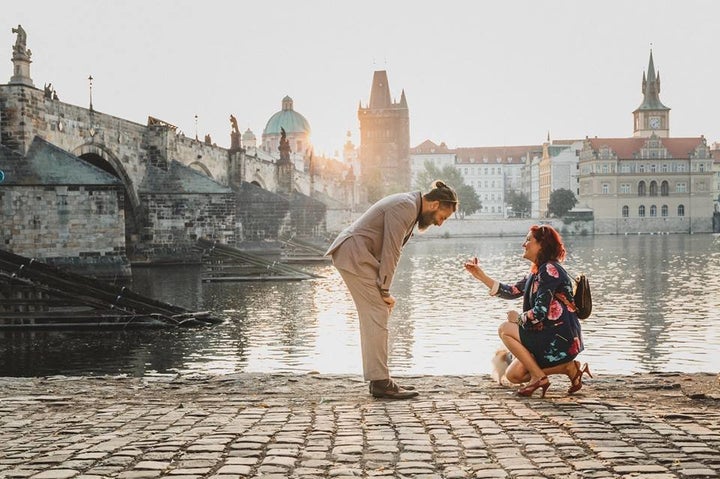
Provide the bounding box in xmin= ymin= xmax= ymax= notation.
xmin=1 ymin=234 xmax=718 ymax=377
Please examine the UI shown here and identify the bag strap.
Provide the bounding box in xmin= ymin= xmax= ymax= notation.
xmin=554 ymin=291 xmax=577 ymax=312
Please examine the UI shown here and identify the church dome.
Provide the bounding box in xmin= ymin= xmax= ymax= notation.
xmin=263 ymin=96 xmax=311 ymax=136
xmin=242 ymin=128 xmax=256 ymax=141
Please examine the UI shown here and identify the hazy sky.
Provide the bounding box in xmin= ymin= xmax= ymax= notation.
xmin=4 ymin=1 xmax=720 ymax=157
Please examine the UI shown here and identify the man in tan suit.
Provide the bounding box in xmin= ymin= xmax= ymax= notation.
xmin=326 ymin=180 xmax=458 ymax=399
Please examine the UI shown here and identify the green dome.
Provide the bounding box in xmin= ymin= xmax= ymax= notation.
xmin=263 ymin=96 xmax=311 ymax=136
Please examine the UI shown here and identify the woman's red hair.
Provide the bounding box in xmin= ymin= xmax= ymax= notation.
xmin=529 ymin=224 xmax=566 ymax=272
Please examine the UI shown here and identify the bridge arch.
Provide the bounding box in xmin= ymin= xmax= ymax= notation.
xmin=72 ymin=143 xmax=144 ymax=249
xmin=72 ymin=143 xmax=141 ymax=215
xmin=187 ymin=161 xmax=213 ymax=178
xmin=250 ymin=173 xmax=268 ymax=189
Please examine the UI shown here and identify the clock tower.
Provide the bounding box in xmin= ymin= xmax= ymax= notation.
xmin=633 ymin=50 xmax=670 ymax=138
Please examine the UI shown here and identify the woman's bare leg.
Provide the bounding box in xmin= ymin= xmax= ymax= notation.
xmin=498 ymin=321 xmax=545 ymax=383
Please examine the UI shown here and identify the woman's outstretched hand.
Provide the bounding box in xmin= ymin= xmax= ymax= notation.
xmin=464 ymin=257 xmax=483 ymax=279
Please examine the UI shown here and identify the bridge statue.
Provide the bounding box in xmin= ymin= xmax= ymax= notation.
xmin=12 ymin=25 xmax=30 ymax=58
xmin=278 ymin=127 xmax=291 ymax=164
xmin=230 ymin=115 xmax=239 ymax=134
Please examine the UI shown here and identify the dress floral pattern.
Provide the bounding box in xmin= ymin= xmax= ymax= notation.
xmin=495 ymin=261 xmax=584 ymax=368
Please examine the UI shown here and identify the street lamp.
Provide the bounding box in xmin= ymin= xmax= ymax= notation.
xmin=88 ymin=75 xmax=93 ymax=111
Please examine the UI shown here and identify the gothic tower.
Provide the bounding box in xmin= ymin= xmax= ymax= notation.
xmin=633 ymin=50 xmax=670 ymax=138
xmin=358 ymin=70 xmax=410 ymax=202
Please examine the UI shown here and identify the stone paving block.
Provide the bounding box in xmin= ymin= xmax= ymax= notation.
xmin=1 ymin=469 xmax=40 ymax=478
xmin=261 ymin=456 xmax=296 ymax=467
xmin=328 ymin=466 xmax=363 ymax=476
xmin=613 ymin=464 xmax=670 ymax=473
xmin=471 ymin=469 xmax=509 ymax=478
xmin=116 ymin=471 xmax=163 ymax=479
xmin=29 ymin=470 xmax=79 ymax=479
xmin=216 ymin=465 xmax=252 ymax=475
xmin=676 ymin=468 xmax=719 ymax=477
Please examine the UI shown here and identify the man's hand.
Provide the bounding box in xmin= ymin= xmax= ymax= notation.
xmin=383 ymin=294 xmax=396 ymax=312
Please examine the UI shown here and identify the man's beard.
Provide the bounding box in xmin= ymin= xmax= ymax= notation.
xmin=417 ymin=210 xmax=435 ymax=231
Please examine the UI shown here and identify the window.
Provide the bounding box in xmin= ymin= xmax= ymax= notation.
xmin=650 ymin=164 xmax=657 ymax=173
xmin=620 ymin=183 xmax=630 ymax=194
xmin=699 ymin=163 xmax=705 ymax=172
xmin=649 ymin=181 xmax=658 ymax=196
xmin=622 ymin=205 xmax=629 ymax=217
xmin=638 ymin=181 xmax=646 ymax=196
xmin=621 ymin=164 xmax=631 ymax=173
xmin=661 ymin=181 xmax=669 ymax=196
xmin=639 ymin=164 xmax=646 ymax=173
xmin=661 ymin=163 xmax=669 ymax=173
xmin=661 ymin=205 xmax=668 ymax=217
xmin=602 ymin=183 xmax=610 ymax=194
xmin=678 ymin=205 xmax=685 ymax=216
xmin=639 ymin=205 xmax=646 ymax=217
xmin=676 ymin=182 xmax=687 ymax=193
xmin=650 ymin=205 xmax=657 ymax=217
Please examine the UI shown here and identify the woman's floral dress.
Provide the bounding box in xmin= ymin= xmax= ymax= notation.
xmin=495 ymin=261 xmax=583 ymax=368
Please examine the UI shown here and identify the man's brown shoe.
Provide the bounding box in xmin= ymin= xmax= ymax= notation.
xmin=368 ymin=381 xmax=415 ymax=393
xmin=369 ymin=379 xmax=419 ymax=399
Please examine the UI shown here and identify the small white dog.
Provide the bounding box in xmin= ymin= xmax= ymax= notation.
xmin=491 ymin=348 xmax=513 ymax=385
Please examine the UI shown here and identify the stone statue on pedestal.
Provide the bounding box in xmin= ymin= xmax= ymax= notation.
xmin=12 ymin=25 xmax=30 ymax=58
xmin=278 ymin=127 xmax=291 ymax=164
xmin=230 ymin=115 xmax=241 ymax=150
xmin=10 ymin=24 xmax=34 ymax=87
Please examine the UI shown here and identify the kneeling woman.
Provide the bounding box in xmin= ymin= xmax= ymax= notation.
xmin=464 ymin=225 xmax=590 ymax=397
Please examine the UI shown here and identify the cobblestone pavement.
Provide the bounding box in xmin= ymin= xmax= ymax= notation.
xmin=0 ymin=372 xmax=718 ymax=479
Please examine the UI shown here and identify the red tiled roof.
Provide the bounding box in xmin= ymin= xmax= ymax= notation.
xmin=410 ymin=139 xmax=453 ymax=154
xmin=587 ymin=137 xmax=704 ymax=159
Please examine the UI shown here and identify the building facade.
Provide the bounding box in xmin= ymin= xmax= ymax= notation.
xmin=538 ymin=139 xmax=582 ymax=217
xmin=409 ymin=141 xmax=540 ymax=218
xmin=577 ymin=52 xmax=714 ymax=233
xmin=409 ymin=139 xmax=456 ymax=189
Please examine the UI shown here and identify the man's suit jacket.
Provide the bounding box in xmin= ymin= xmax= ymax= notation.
xmin=325 ymin=191 xmax=421 ymax=292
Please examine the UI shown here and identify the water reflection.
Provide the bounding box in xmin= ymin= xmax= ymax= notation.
xmin=0 ymin=234 xmax=718 ymax=377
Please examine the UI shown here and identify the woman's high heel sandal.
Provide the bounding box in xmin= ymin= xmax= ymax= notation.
xmin=517 ymin=376 xmax=550 ymax=398
xmin=568 ymin=360 xmax=593 ymax=394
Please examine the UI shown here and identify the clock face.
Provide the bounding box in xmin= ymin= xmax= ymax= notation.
xmin=649 ymin=116 xmax=661 ymax=129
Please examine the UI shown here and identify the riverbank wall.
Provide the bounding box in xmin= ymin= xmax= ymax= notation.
xmin=418 ymin=218 xmax=593 ymax=238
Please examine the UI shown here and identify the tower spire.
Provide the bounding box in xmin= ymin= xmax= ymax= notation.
xmin=636 ymin=49 xmax=668 ymax=111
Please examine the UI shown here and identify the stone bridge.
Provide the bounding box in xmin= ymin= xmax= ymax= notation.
xmin=0 ymin=29 xmax=352 ymax=276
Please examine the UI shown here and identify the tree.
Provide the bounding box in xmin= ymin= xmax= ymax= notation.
xmin=455 ymin=184 xmax=482 ymax=219
xmin=414 ymin=162 xmax=481 ymax=219
xmin=547 ymin=188 xmax=578 ymax=218
xmin=506 ymin=189 xmax=531 ymax=218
